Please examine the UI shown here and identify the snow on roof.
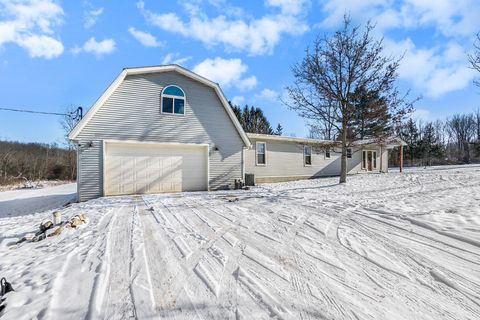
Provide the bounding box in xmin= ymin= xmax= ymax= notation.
xmin=353 ymin=136 xmax=407 ymax=147
xmin=246 ymin=133 xmax=406 ymax=147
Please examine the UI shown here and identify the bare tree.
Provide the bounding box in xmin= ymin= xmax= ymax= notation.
xmin=285 ymin=16 xmax=415 ymax=183
xmin=476 ymin=108 xmax=480 ymax=142
xmin=447 ymin=114 xmax=476 ymax=163
xmin=0 ymin=147 xmax=14 ymax=181
xmin=59 ymin=105 xmax=82 ymax=180
xmin=306 ymin=98 xmax=337 ymax=140
xmin=469 ymin=32 xmax=480 ymax=87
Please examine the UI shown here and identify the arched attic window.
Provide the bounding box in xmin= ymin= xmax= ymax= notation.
xmin=161 ymin=85 xmax=185 ymax=115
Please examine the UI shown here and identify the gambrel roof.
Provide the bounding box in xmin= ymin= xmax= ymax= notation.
xmin=69 ymin=64 xmax=251 ymax=147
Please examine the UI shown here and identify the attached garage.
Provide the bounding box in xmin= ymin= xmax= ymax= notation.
xmin=104 ymin=141 xmax=208 ymax=196
xmin=69 ymin=65 xmax=251 ymax=201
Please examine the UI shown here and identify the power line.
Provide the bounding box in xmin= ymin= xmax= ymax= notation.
xmin=0 ymin=106 xmax=83 ymax=120
xmin=0 ymin=107 xmax=68 ymax=116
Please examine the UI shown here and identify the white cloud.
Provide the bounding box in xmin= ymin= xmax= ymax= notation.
xmin=412 ymin=108 xmax=430 ymax=121
xmin=193 ymin=57 xmax=257 ymax=90
xmin=83 ymin=37 xmax=115 ymax=56
xmin=231 ymin=95 xmax=245 ymax=106
xmin=73 ymin=37 xmax=116 ymax=57
xmin=237 ymin=76 xmax=258 ymax=91
xmin=161 ymin=53 xmax=191 ymax=65
xmin=255 ymin=88 xmax=279 ymax=100
xmin=265 ymin=0 xmax=310 ymax=15
xmin=128 ymin=27 xmax=163 ymax=47
xmin=138 ymin=0 xmax=308 ymax=55
xmin=319 ymin=0 xmax=385 ymax=28
xmin=70 ymin=45 xmax=81 ymax=55
xmin=0 ymin=0 xmax=64 ymax=59
xmin=320 ymin=0 xmax=480 ymax=38
xmin=18 ymin=35 xmax=63 ymax=58
xmin=84 ymin=7 xmax=103 ymax=29
xmin=385 ymin=38 xmax=476 ymax=97
xmin=317 ymin=0 xmax=480 ymax=97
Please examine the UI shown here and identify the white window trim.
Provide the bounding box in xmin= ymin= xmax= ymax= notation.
xmin=346 ymin=148 xmax=352 ymax=159
xmin=161 ymin=85 xmax=186 ymax=115
xmin=325 ymin=147 xmax=331 ymax=159
xmin=255 ymin=141 xmax=267 ymax=166
xmin=304 ymin=145 xmax=312 ymax=166
xmin=362 ymin=149 xmax=378 ymax=170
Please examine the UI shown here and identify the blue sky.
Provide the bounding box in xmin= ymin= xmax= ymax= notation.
xmin=0 ymin=0 xmax=479 ymax=144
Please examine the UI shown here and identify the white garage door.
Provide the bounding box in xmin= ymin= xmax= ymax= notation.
xmin=104 ymin=142 xmax=208 ymax=196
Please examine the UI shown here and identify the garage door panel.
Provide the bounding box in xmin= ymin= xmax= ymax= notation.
xmin=105 ymin=143 xmax=207 ymax=195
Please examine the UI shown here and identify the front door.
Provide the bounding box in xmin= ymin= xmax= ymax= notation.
xmin=363 ymin=150 xmax=377 ymax=172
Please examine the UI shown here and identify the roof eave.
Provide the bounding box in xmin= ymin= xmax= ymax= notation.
xmin=68 ymin=65 xmax=251 ymax=148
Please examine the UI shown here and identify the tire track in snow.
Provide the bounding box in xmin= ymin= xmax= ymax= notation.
xmin=99 ymin=202 xmax=137 ymax=319
xmin=129 ymin=199 xmax=157 ymax=319
xmin=137 ymin=198 xmax=184 ymax=318
xmin=43 ymin=205 xmax=118 ymax=319
xmin=345 ymin=211 xmax=480 ymax=318
xmin=186 ymin=198 xmax=299 ymax=318
xmin=356 ymin=209 xmax=480 ymax=262
xmin=140 ymin=196 xmax=241 ymax=318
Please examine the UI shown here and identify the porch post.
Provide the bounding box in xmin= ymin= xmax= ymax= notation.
xmin=380 ymin=146 xmax=383 ymax=173
xmin=399 ymin=145 xmax=404 ymax=173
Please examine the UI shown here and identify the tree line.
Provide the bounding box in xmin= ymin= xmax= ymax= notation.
xmin=0 ymin=140 xmax=76 ymax=186
xmin=231 ymin=104 xmax=283 ymax=135
xmin=392 ymin=112 xmax=480 ymax=166
xmin=0 ymin=105 xmax=78 ymax=186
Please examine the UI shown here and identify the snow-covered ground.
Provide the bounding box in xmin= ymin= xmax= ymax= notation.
xmin=0 ymin=180 xmax=74 ymax=192
xmin=1 ymin=166 xmax=480 ymax=319
xmin=0 ymin=183 xmax=77 ymax=217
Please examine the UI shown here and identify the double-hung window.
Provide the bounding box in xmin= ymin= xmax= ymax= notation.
xmin=346 ymin=148 xmax=352 ymax=158
xmin=256 ymin=142 xmax=266 ymax=165
xmin=325 ymin=147 xmax=331 ymax=159
xmin=304 ymin=146 xmax=312 ymax=166
xmin=161 ymin=85 xmax=185 ymax=115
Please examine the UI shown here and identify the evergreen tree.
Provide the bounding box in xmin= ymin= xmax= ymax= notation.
xmin=230 ymin=103 xmax=275 ymax=134
xmin=274 ymin=123 xmax=283 ymax=135
xmin=400 ymin=118 xmax=420 ymax=166
xmin=350 ymin=87 xmax=391 ymax=139
xmin=418 ymin=122 xmax=444 ymax=166
xmin=231 ymin=104 xmax=241 ymax=122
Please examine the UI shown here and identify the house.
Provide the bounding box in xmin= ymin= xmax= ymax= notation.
xmin=69 ymin=65 xmax=405 ymax=201
xmin=246 ymin=133 xmax=405 ymax=183
xmin=69 ymin=65 xmax=251 ymax=201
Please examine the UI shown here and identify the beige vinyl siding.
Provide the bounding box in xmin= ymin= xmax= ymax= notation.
xmin=381 ymin=148 xmax=389 ymax=172
xmin=245 ymin=138 xmax=384 ymax=181
xmin=77 ymin=141 xmax=103 ymax=202
xmin=76 ymin=71 xmax=244 ymax=200
xmin=346 ymin=147 xmax=364 ymax=173
xmin=246 ymin=138 xmax=342 ymax=178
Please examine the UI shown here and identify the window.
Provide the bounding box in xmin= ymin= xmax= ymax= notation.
xmin=362 ymin=151 xmax=367 ymax=169
xmin=161 ymin=85 xmax=185 ymax=115
xmin=304 ymin=146 xmax=312 ymax=166
xmin=256 ymin=142 xmax=266 ymax=165
xmin=325 ymin=147 xmax=331 ymax=159
xmin=346 ymin=148 xmax=352 ymax=158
